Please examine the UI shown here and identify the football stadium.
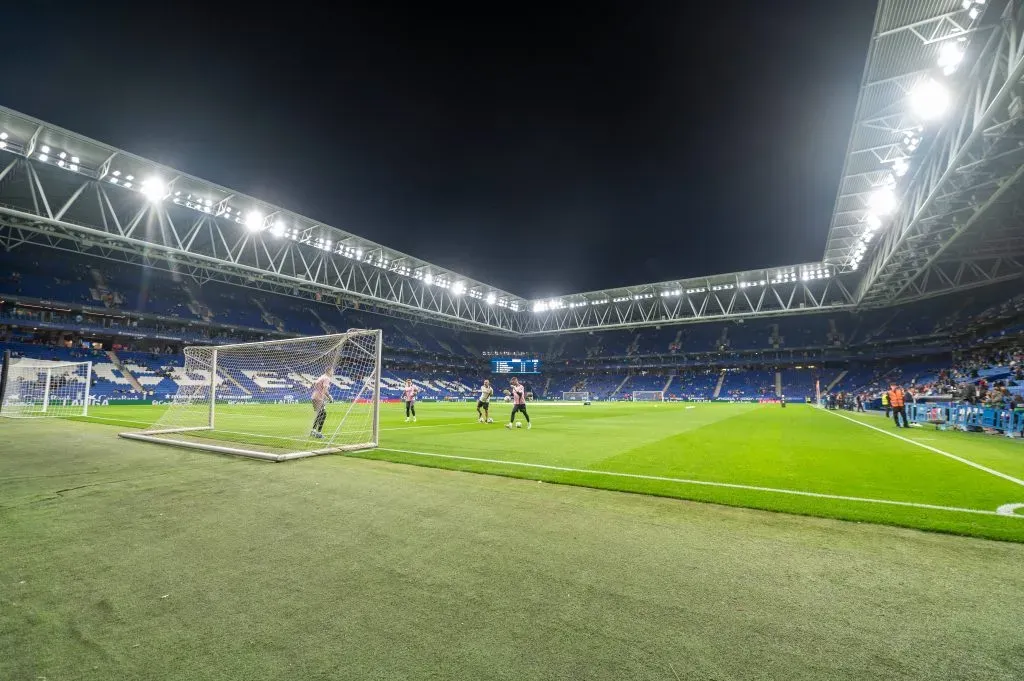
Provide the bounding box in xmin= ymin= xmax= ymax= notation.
xmin=3 ymin=1 xmax=1024 ymax=680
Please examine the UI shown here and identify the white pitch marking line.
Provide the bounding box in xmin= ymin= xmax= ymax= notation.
xmin=826 ymin=410 xmax=1024 ymax=488
xmin=375 ymin=447 xmax=1022 ymax=519
xmin=997 ymin=503 xmax=1024 ymax=517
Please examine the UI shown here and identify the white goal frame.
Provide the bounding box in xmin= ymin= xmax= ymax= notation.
xmin=562 ymin=391 xmax=590 ymax=402
xmin=633 ymin=390 xmax=665 ymax=402
xmin=0 ymin=355 xmax=92 ymax=418
xmin=118 ymin=331 xmax=382 ymax=462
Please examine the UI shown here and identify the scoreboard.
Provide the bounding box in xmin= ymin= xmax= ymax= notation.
xmin=490 ymin=357 xmax=541 ymax=374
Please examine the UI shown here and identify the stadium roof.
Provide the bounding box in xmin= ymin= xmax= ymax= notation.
xmin=0 ymin=105 xmax=528 ymax=331
xmin=2 ymin=0 xmax=1022 ymax=334
xmin=825 ymin=0 xmax=994 ymax=270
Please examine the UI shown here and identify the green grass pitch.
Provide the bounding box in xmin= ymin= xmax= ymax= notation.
xmin=3 ymin=402 xmax=1024 ymax=680
xmin=85 ymin=400 xmax=1024 ymax=541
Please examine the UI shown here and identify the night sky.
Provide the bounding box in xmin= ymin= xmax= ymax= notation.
xmin=4 ymin=1 xmax=875 ymax=299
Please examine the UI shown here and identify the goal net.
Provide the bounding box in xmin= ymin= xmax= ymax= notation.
xmin=633 ymin=390 xmax=664 ymax=402
xmin=119 ymin=331 xmax=382 ymax=461
xmin=0 ymin=356 xmax=92 ymax=418
xmin=562 ymin=391 xmax=590 ymax=401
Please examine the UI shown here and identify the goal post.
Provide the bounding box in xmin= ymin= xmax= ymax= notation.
xmin=562 ymin=391 xmax=590 ymax=402
xmin=118 ymin=330 xmax=382 ymax=462
xmin=0 ymin=354 xmax=92 ymax=418
xmin=633 ymin=390 xmax=664 ymax=402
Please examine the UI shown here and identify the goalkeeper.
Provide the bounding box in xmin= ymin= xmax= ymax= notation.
xmin=310 ymin=372 xmax=333 ymax=439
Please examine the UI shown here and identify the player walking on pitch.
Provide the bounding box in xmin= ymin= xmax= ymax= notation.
xmin=310 ymin=372 xmax=333 ymax=439
xmin=505 ymin=377 xmax=531 ymax=429
xmin=403 ymin=379 xmax=419 ymax=423
xmin=477 ymin=379 xmax=494 ymax=422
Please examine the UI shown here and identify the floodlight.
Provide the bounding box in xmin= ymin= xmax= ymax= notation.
xmin=69 ymin=164 xmax=78 ymax=172
xmin=865 ymin=213 xmax=883 ymax=231
xmin=355 ymin=249 xmax=363 ymax=258
xmin=485 ymin=292 xmax=497 ymax=305
xmin=0 ymin=141 xmax=6 ymax=150
xmin=38 ymin=153 xmax=48 ymax=161
xmin=868 ymin=187 xmax=897 ymax=215
xmin=270 ymin=220 xmax=286 ymax=238
xmin=58 ymin=151 xmax=67 ymax=159
xmin=112 ymin=170 xmax=121 ymax=177
xmin=70 ymin=156 xmax=79 ymax=163
xmin=893 ymin=158 xmax=909 ymax=177
xmin=245 ymin=210 xmax=264 ymax=230
xmin=938 ymin=42 xmax=964 ymax=75
xmin=909 ymin=79 xmax=950 ymax=120
xmin=961 ymin=0 xmax=971 ymax=8
xmin=141 ymin=177 xmax=166 ymax=202
xmin=0 ymin=132 xmax=7 ymax=140
xmin=123 ymin=182 xmax=133 ymax=189
xmin=126 ymin=175 xmax=134 ymax=181
xmin=533 ymin=302 xmax=545 ymax=312
xmin=41 ymin=145 xmax=50 ymax=153
xmin=451 ymin=281 xmax=466 ymax=295
xmin=424 ymin=273 xmax=434 ymax=285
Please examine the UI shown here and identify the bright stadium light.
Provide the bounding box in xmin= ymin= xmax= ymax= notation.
xmin=892 ymin=157 xmax=909 ymax=177
xmin=909 ymin=79 xmax=950 ymax=120
xmin=451 ymin=281 xmax=466 ymax=295
xmin=424 ymin=272 xmax=434 ymax=285
xmin=865 ymin=213 xmax=883 ymax=231
xmin=0 ymin=132 xmax=8 ymax=140
xmin=938 ymin=41 xmax=964 ymax=75
xmin=270 ymin=220 xmax=286 ymax=238
xmin=245 ymin=210 xmax=265 ymax=231
xmin=868 ymin=187 xmax=897 ymax=215
xmin=141 ymin=177 xmax=166 ymax=202
xmin=486 ymin=292 xmax=497 ymax=305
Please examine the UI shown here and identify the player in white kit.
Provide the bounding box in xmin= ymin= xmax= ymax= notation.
xmin=476 ymin=379 xmax=494 ymax=423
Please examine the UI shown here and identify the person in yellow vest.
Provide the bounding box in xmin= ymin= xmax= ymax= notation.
xmin=887 ymin=383 xmax=907 ymax=428
xmin=881 ymin=390 xmax=890 ymax=418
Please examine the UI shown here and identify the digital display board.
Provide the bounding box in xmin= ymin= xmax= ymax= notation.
xmin=490 ymin=357 xmax=541 ymax=374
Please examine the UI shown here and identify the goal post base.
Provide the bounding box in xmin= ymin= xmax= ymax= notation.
xmin=117 ymin=431 xmax=378 ymax=462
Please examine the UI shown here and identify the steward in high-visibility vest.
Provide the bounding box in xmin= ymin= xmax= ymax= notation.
xmin=887 ymin=385 xmax=908 ymax=428
xmin=881 ymin=391 xmax=890 ymax=417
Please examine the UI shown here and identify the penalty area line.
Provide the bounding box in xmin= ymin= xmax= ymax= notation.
xmin=375 ymin=447 xmax=1022 ymax=519
xmin=825 ymin=410 xmax=1024 ymax=489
